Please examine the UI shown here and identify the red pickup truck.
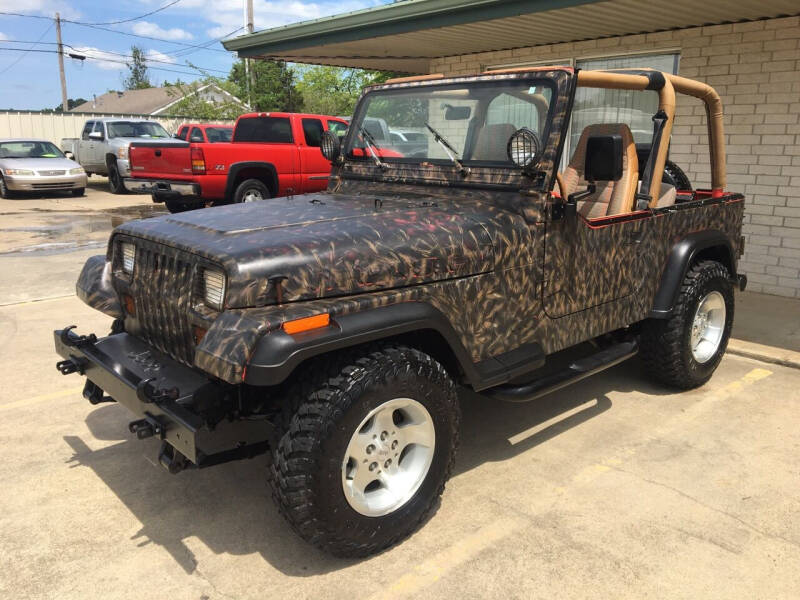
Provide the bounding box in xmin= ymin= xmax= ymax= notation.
xmin=124 ymin=112 xmax=348 ymax=212
xmin=174 ymin=123 xmax=233 ymax=144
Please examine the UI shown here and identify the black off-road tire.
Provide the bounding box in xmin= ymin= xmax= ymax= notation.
xmin=269 ymin=345 xmax=460 ymax=558
xmin=108 ymin=163 xmax=126 ymax=194
xmin=233 ymin=178 xmax=271 ymax=204
xmin=663 ymin=159 xmax=692 ymax=191
xmin=640 ymin=260 xmax=734 ymax=389
xmin=71 ymin=187 xmax=85 ymax=197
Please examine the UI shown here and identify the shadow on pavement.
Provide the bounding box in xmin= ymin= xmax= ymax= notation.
xmin=62 ymin=359 xmax=662 ymax=577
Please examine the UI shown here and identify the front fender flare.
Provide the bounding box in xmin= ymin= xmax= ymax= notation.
xmin=76 ymin=255 xmax=123 ymax=319
xmin=242 ymin=302 xmax=479 ymax=387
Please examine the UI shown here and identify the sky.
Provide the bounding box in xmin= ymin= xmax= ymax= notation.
xmin=0 ymin=0 xmax=392 ymax=110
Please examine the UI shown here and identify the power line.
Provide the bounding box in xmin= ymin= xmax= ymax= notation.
xmin=0 ymin=41 xmax=231 ymax=74
xmin=69 ymin=0 xmax=183 ymax=26
xmin=0 ymin=11 xmax=234 ymax=53
xmin=0 ymin=47 xmax=221 ymax=78
xmin=0 ymin=22 xmax=53 ymax=75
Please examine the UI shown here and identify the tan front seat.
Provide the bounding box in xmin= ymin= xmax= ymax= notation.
xmin=562 ymin=123 xmax=638 ymax=218
xmin=472 ymin=123 xmax=517 ymax=161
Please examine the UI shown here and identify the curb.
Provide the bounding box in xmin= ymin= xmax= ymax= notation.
xmin=727 ymin=338 xmax=800 ymax=370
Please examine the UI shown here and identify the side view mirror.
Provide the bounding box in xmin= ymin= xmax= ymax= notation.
xmin=320 ymin=130 xmax=342 ymax=162
xmin=584 ymin=134 xmax=623 ymax=182
xmin=88 ymin=131 xmax=104 ymax=141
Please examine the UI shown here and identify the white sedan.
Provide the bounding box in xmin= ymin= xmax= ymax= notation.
xmin=0 ymin=138 xmax=88 ymax=198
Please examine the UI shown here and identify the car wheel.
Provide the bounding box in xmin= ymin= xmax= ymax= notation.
xmin=165 ymin=199 xmax=195 ymax=213
xmin=108 ymin=163 xmax=126 ymax=194
xmin=71 ymin=188 xmax=85 ymax=197
xmin=0 ymin=175 xmax=15 ymax=198
xmin=233 ymin=178 xmax=271 ymax=203
xmin=270 ymin=345 xmax=460 ymax=557
xmin=640 ymin=260 xmax=734 ymax=389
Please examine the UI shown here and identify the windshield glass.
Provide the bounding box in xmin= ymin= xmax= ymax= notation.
xmin=205 ymin=127 xmax=233 ymax=143
xmin=0 ymin=141 xmax=64 ymax=159
xmin=107 ymin=121 xmax=170 ymax=139
xmin=345 ymin=79 xmax=554 ymax=165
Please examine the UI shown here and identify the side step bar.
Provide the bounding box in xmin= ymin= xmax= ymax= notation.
xmin=484 ymin=341 xmax=638 ymax=403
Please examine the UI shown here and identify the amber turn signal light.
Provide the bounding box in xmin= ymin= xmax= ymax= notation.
xmin=122 ymin=294 xmax=136 ymax=317
xmin=282 ymin=313 xmax=330 ymax=335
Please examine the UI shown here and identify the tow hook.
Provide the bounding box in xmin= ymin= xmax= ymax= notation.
xmin=128 ymin=415 xmax=165 ymax=440
xmin=82 ymin=381 xmax=115 ymax=405
xmin=56 ymin=356 xmax=88 ymax=375
xmin=158 ymin=442 xmax=189 ymax=474
xmin=59 ymin=325 xmax=97 ymax=348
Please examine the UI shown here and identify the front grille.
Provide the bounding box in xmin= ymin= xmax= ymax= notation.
xmin=32 ymin=182 xmax=74 ymax=189
xmin=37 ymin=170 xmax=66 ymax=176
xmin=132 ymin=245 xmax=197 ymax=365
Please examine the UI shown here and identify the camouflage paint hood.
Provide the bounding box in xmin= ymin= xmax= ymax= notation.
xmin=113 ymin=191 xmax=496 ymax=308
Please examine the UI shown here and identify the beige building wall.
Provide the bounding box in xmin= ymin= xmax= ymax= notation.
xmin=430 ymin=16 xmax=800 ymax=298
xmin=0 ymin=112 xmax=235 ymax=146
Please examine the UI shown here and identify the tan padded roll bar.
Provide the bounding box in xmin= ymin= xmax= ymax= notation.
xmin=577 ymin=71 xmax=675 ymax=208
xmin=665 ymin=74 xmax=726 ymax=191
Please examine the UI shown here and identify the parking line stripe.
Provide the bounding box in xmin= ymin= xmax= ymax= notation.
xmin=0 ymin=293 xmax=75 ymax=308
xmin=369 ymin=517 xmax=521 ymax=600
xmin=0 ymin=386 xmax=83 ymax=411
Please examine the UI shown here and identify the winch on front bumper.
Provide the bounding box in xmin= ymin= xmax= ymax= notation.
xmin=54 ymin=327 xmax=274 ymax=472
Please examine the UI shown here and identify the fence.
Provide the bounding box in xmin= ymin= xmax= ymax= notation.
xmin=0 ymin=111 xmax=236 ymax=143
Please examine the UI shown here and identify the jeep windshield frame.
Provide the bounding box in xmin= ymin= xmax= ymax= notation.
xmin=343 ymin=74 xmax=557 ymax=173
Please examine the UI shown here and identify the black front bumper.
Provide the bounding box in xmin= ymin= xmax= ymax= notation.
xmin=54 ymin=328 xmax=272 ymax=467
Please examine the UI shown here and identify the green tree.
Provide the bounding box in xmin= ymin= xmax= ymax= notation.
xmin=124 ymin=46 xmax=151 ymax=90
xmin=163 ymin=78 xmax=245 ymax=119
xmin=228 ymin=59 xmax=302 ymax=112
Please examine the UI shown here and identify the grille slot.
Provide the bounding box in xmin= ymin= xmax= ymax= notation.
xmin=132 ymin=245 xmax=196 ymax=365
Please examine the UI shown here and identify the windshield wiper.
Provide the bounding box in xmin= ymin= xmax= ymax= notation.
xmin=425 ymin=122 xmax=470 ymax=177
xmin=358 ymin=126 xmax=387 ymax=170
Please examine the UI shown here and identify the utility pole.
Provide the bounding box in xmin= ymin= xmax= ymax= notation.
xmin=243 ymin=0 xmax=254 ymax=107
xmin=55 ymin=13 xmax=68 ymax=112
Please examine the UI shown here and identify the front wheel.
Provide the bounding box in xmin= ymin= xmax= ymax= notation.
xmin=233 ymin=178 xmax=271 ymax=203
xmin=0 ymin=175 xmax=15 ymax=198
xmin=108 ymin=163 xmax=126 ymax=194
xmin=71 ymin=187 xmax=85 ymax=197
xmin=269 ymin=345 xmax=460 ymax=557
xmin=640 ymin=260 xmax=734 ymax=389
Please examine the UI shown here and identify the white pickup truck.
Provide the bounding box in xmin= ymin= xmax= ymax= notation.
xmin=61 ymin=118 xmax=181 ymax=194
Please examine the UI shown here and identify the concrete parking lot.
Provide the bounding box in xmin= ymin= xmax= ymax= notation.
xmin=1 ymin=185 xmax=799 ymax=599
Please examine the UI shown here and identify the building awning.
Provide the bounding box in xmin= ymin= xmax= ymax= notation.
xmin=222 ymin=0 xmax=799 ymax=73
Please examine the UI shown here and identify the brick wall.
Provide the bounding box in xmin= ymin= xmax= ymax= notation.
xmin=430 ymin=16 xmax=800 ymax=298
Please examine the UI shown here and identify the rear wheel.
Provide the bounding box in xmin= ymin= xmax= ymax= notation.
xmin=269 ymin=345 xmax=459 ymax=557
xmin=640 ymin=260 xmax=733 ymax=389
xmin=233 ymin=178 xmax=271 ymax=203
xmin=108 ymin=163 xmax=125 ymax=194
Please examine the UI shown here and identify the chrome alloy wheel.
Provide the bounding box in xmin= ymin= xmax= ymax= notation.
xmin=242 ymin=188 xmax=264 ymax=202
xmin=690 ymin=290 xmax=726 ymax=363
xmin=341 ymin=398 xmax=435 ymax=517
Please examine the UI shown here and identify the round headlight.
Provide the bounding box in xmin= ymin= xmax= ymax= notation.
xmin=507 ymin=127 xmax=542 ymax=170
xmin=320 ymin=130 xmax=342 ymax=162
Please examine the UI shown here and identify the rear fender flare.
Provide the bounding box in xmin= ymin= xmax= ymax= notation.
xmin=649 ymin=230 xmax=736 ymax=319
xmin=243 ymin=302 xmax=481 ymax=388
xmin=225 ymin=161 xmax=278 ymax=200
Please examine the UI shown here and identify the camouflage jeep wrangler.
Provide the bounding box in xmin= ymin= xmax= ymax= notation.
xmin=55 ymin=67 xmax=746 ymax=557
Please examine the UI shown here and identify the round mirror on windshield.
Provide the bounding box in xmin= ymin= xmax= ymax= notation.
xmin=320 ymin=130 xmax=342 ymax=162
xmin=507 ymin=127 xmax=542 ymax=171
